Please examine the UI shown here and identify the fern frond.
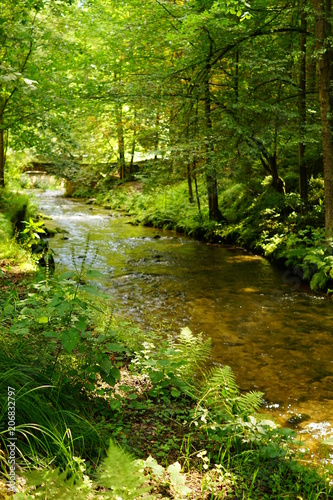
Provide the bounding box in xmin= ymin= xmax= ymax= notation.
xmin=170 ymin=327 xmax=211 ymax=376
xmin=205 ymin=365 xmax=239 ymax=396
xmin=96 ymin=441 xmax=152 ymax=499
xmin=198 ymin=366 xmax=240 ymax=415
xmin=237 ymin=391 xmax=264 ymax=414
xmin=16 ymin=467 xmax=93 ymax=499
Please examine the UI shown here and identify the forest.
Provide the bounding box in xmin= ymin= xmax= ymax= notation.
xmin=1 ymin=0 xmax=333 ymax=498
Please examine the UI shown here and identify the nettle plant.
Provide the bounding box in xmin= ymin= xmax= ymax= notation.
xmin=2 ymin=241 xmax=123 ymax=391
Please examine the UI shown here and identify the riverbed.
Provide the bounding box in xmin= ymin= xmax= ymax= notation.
xmin=36 ymin=189 xmax=333 ymax=463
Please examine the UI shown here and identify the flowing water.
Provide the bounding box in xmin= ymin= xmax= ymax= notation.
xmin=37 ymin=190 xmax=333 ymax=463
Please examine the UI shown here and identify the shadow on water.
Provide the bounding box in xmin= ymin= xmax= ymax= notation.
xmin=37 ymin=189 xmax=333 ymax=463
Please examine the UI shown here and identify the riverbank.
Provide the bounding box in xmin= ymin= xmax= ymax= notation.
xmin=1 ymin=265 xmax=333 ymax=499
xmin=85 ymin=178 xmax=333 ymax=293
xmin=1 ymin=187 xmax=333 ymax=498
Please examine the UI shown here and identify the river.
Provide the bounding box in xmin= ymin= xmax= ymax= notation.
xmin=36 ymin=189 xmax=333 ymax=463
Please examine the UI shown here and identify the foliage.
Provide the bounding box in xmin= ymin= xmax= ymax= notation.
xmin=98 ymin=180 xmax=218 ymax=239
xmin=0 ymin=252 xmax=332 ymax=498
xmin=0 ymin=356 xmax=105 ymax=469
xmin=0 ymin=189 xmax=37 ymax=234
xmin=95 ymin=443 xmax=152 ymax=499
xmin=0 ymin=190 xmax=35 ymax=267
xmin=2 ymin=0 xmax=333 ymax=492
xmin=0 ymin=248 xmax=124 ymax=391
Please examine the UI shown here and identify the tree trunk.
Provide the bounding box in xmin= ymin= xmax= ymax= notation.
xmin=204 ymin=67 xmax=222 ymax=221
xmin=129 ymin=108 xmax=137 ymax=175
xmin=129 ymin=138 xmax=135 ymax=176
xmin=154 ymin=112 xmax=160 ymax=159
xmin=115 ymin=103 xmax=126 ymax=180
xmin=187 ymin=163 xmax=194 ymax=203
xmin=192 ymin=157 xmax=201 ymax=215
xmin=315 ymin=0 xmax=333 ymax=235
xmin=0 ymin=128 xmax=5 ymax=188
xmin=269 ymin=155 xmax=285 ymax=193
xmin=299 ymin=0 xmax=308 ymax=206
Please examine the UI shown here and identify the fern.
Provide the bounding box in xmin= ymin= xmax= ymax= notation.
xmin=237 ymin=390 xmax=264 ymax=414
xmin=16 ymin=465 xmax=94 ymax=499
xmin=199 ymin=366 xmax=238 ymax=414
xmin=170 ymin=327 xmax=211 ymax=378
xmin=18 ymin=442 xmax=152 ymax=499
xmin=95 ymin=441 xmax=152 ymax=499
xmin=197 ymin=366 xmax=263 ymax=419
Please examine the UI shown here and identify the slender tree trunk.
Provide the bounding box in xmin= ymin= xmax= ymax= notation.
xmin=192 ymin=98 xmax=201 ymax=214
xmin=270 ymin=82 xmax=285 ymax=193
xmin=192 ymin=157 xmax=201 ymax=215
xmin=299 ymin=0 xmax=308 ymax=205
xmin=129 ymin=108 xmax=137 ymax=175
xmin=184 ymin=120 xmax=194 ymax=204
xmin=187 ymin=163 xmax=194 ymax=203
xmin=0 ymin=127 xmax=5 ymax=188
xmin=115 ymin=103 xmax=126 ymax=180
xmin=129 ymin=139 xmax=135 ymax=176
xmin=204 ymin=67 xmax=222 ymax=221
xmin=154 ymin=112 xmax=160 ymax=159
xmin=315 ymin=0 xmax=333 ymax=235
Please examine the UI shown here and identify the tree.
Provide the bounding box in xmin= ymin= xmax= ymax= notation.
xmin=298 ymin=0 xmax=308 ymax=206
xmin=0 ymin=1 xmax=41 ymax=186
xmin=314 ymin=0 xmax=333 ymax=235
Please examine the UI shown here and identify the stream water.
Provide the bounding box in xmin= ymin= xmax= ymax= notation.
xmin=36 ymin=190 xmax=333 ymax=463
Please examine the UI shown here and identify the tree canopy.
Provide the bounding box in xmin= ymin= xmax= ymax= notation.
xmin=2 ymin=0 xmax=333 ymax=233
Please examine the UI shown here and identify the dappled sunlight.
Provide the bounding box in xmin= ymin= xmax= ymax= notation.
xmin=225 ymin=255 xmax=263 ymax=264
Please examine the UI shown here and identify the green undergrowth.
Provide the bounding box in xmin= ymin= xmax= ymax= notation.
xmin=95 ymin=176 xmax=333 ymax=292
xmin=0 ymin=250 xmax=332 ymax=498
xmin=0 ymin=189 xmax=36 ymax=271
xmin=97 ymin=180 xmax=216 ymax=240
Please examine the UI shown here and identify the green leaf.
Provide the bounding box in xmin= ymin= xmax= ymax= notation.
xmin=10 ymin=326 xmax=30 ymax=336
xmin=104 ymin=375 xmax=116 ymax=386
xmin=82 ymin=285 xmax=109 ymax=298
xmin=167 ymin=462 xmax=191 ymax=495
xmin=43 ymin=331 xmax=59 ymax=338
xmin=150 ymin=371 xmax=165 ymax=384
xmin=105 ymin=343 xmax=125 ymax=353
xmin=110 ymin=367 xmax=121 ymax=381
xmin=58 ymin=271 xmax=77 ymax=280
xmin=276 ymin=427 xmax=297 ymax=439
xmin=75 ymin=316 xmax=87 ymax=333
xmin=56 ymin=300 xmax=72 ymax=317
xmin=62 ymin=328 xmax=80 ymax=353
xmin=36 ymin=316 xmax=49 ymax=324
xmin=99 ymin=356 xmax=111 ymax=375
xmin=4 ymin=304 xmax=14 ymax=315
xmin=157 ymin=359 xmax=172 ymax=367
xmin=144 ymin=456 xmax=164 ymax=477
xmin=86 ymin=269 xmax=104 ymax=278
